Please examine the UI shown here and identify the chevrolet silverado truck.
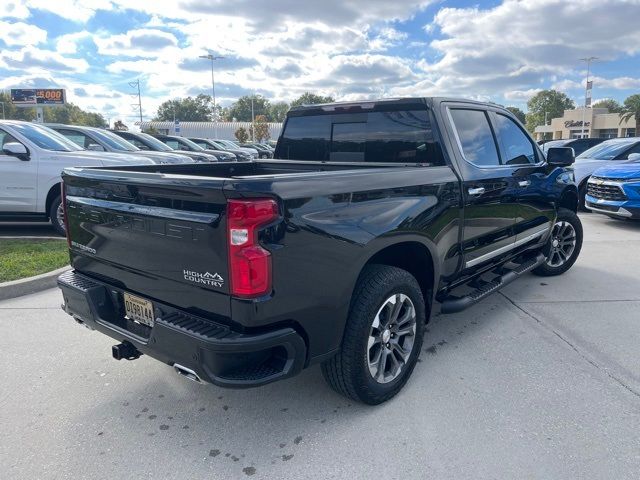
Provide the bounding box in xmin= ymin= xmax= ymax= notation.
xmin=57 ymin=98 xmax=583 ymax=404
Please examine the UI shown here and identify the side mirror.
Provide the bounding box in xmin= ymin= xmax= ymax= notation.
xmin=2 ymin=142 xmax=29 ymax=160
xmin=546 ymin=147 xmax=574 ymax=166
xmin=87 ymin=143 xmax=105 ymax=152
xmin=627 ymin=153 xmax=640 ymax=162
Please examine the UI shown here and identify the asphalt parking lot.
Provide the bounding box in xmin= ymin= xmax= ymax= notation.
xmin=1 ymin=213 xmax=639 ymax=479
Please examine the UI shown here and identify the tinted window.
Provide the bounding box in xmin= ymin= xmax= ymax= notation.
xmin=617 ymin=142 xmax=640 ymax=159
xmin=10 ymin=123 xmax=83 ymax=151
xmin=450 ymin=109 xmax=500 ymax=166
xmin=577 ymin=140 xmax=638 ymax=160
xmin=276 ymin=109 xmax=445 ymax=165
xmin=162 ymin=139 xmax=182 ymax=150
xmin=493 ymin=114 xmax=536 ymax=165
xmin=56 ymin=129 xmax=90 ymax=148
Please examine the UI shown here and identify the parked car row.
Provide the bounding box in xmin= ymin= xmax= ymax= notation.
xmin=0 ymin=120 xmax=273 ymax=235
xmin=572 ymin=137 xmax=640 ymax=220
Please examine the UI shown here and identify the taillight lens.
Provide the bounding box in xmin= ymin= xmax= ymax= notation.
xmin=227 ymin=198 xmax=278 ymax=297
xmin=61 ymin=180 xmax=71 ymax=248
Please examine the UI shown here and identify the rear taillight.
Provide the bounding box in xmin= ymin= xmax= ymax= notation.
xmin=61 ymin=181 xmax=71 ymax=247
xmin=227 ymin=198 xmax=279 ymax=298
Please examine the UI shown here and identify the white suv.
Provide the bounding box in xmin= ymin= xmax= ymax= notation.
xmin=0 ymin=120 xmax=153 ymax=235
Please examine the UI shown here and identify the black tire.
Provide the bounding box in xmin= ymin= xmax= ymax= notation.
xmin=48 ymin=195 xmax=66 ymax=237
xmin=321 ymin=265 xmax=426 ymax=405
xmin=532 ymin=208 xmax=583 ymax=277
xmin=578 ymin=181 xmax=589 ymax=212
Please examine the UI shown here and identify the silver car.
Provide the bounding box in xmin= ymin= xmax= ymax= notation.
xmin=47 ymin=124 xmax=194 ymax=164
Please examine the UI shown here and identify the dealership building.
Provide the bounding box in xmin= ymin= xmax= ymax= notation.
xmin=534 ymin=107 xmax=636 ymax=141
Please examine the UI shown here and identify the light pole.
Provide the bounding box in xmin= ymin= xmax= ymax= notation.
xmin=579 ymin=56 xmax=598 ymax=139
xmin=199 ymin=53 xmax=225 ymax=136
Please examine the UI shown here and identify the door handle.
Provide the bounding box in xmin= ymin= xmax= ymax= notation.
xmin=518 ymin=180 xmax=531 ymax=187
xmin=467 ymin=187 xmax=485 ymax=196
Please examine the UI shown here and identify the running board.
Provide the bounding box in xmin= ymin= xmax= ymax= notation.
xmin=440 ymin=253 xmax=546 ymax=314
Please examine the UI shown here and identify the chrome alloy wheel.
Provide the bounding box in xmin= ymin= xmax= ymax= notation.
xmin=367 ymin=293 xmax=417 ymax=384
xmin=56 ymin=202 xmax=66 ymax=233
xmin=546 ymin=220 xmax=576 ymax=267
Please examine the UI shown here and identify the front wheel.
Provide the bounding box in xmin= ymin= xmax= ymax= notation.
xmin=321 ymin=265 xmax=426 ymax=404
xmin=532 ymin=208 xmax=583 ymax=277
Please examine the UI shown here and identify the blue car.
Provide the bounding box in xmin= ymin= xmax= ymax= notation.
xmin=585 ymin=160 xmax=640 ymax=219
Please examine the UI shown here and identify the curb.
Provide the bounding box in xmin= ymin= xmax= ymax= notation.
xmin=0 ymin=236 xmax=64 ymax=240
xmin=0 ymin=266 xmax=71 ymax=301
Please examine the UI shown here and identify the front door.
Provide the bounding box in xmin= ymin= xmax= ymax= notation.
xmin=446 ymin=106 xmax=520 ymax=269
xmin=489 ymin=112 xmax=554 ymax=242
xmin=0 ymin=128 xmax=37 ymax=213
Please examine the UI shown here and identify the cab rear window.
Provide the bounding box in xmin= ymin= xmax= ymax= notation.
xmin=276 ymin=109 xmax=445 ymax=165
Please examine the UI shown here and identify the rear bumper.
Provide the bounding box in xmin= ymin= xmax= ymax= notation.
xmin=57 ymin=270 xmax=306 ymax=388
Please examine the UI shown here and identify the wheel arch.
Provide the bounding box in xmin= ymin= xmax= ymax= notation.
xmin=355 ymin=238 xmax=439 ymax=320
xmin=45 ymin=183 xmax=61 ymax=218
xmin=559 ymin=185 xmax=579 ymax=212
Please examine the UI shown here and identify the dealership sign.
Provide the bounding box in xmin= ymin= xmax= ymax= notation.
xmin=10 ymin=88 xmax=66 ymax=106
xmin=564 ymin=120 xmax=590 ymax=128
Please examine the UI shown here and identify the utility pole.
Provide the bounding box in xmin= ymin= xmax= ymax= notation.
xmin=199 ymin=53 xmax=225 ymax=137
xmin=251 ymin=95 xmax=255 ymax=142
xmin=129 ymin=79 xmax=143 ymax=125
xmin=579 ymin=57 xmax=598 ymax=139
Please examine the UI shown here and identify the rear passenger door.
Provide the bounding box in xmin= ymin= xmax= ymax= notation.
xmin=446 ymin=106 xmax=520 ymax=269
xmin=489 ymin=112 xmax=554 ymax=243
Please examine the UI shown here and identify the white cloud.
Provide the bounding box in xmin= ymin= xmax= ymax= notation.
xmin=95 ymin=28 xmax=179 ymax=58
xmin=1 ymin=46 xmax=89 ymax=73
xmin=24 ymin=0 xmax=113 ymax=23
xmin=0 ymin=21 xmax=47 ymax=46
xmin=0 ymin=1 xmax=30 ymax=19
xmin=56 ymin=31 xmax=93 ymax=54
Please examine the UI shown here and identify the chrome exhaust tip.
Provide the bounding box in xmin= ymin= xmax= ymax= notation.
xmin=173 ymin=363 xmax=203 ymax=383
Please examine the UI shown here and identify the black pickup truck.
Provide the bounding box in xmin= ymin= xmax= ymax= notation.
xmin=58 ymin=98 xmax=582 ymax=404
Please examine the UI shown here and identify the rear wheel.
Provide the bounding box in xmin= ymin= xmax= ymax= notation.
xmin=532 ymin=208 xmax=583 ymax=276
xmin=49 ymin=195 xmax=66 ymax=237
xmin=321 ymin=265 xmax=426 ymax=404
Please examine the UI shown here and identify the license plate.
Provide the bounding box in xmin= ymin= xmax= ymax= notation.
xmin=123 ymin=292 xmax=155 ymax=327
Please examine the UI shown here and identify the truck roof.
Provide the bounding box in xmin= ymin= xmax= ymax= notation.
xmin=288 ymin=97 xmax=502 ymax=115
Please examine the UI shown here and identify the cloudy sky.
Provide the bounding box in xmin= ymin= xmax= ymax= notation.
xmin=1 ymin=0 xmax=640 ymax=123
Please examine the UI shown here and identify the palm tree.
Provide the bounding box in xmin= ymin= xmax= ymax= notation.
xmin=619 ymin=94 xmax=640 ymax=137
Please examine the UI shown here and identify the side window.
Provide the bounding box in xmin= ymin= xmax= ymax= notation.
xmin=493 ymin=114 xmax=536 ymax=165
xmin=450 ymin=109 xmax=500 ymax=166
xmin=131 ymin=139 xmax=149 ymax=149
xmin=617 ymin=142 xmax=640 ymax=160
xmin=57 ymin=129 xmax=90 ymax=148
xmin=163 ymin=139 xmax=180 ymax=150
xmin=0 ymin=129 xmax=19 ymax=148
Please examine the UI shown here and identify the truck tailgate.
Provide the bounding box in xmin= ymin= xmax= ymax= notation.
xmin=63 ymin=169 xmax=231 ymax=318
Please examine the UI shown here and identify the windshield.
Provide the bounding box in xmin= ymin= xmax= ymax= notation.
xmin=11 ymin=123 xmax=84 ymax=152
xmin=137 ymin=133 xmax=173 ymax=151
xmin=209 ymin=140 xmax=228 ymax=150
xmin=90 ymin=129 xmax=140 ymax=151
xmin=176 ymin=137 xmax=206 ymax=151
xmin=577 ymin=140 xmax=636 ymax=160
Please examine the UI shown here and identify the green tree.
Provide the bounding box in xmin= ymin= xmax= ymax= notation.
xmin=289 ymin=92 xmax=335 ymax=108
xmin=42 ymin=103 xmax=106 ymax=127
xmin=592 ymin=98 xmax=622 ymax=113
xmin=505 ymin=106 xmax=526 ymax=124
xmin=251 ymin=115 xmax=270 ymax=142
xmin=154 ymin=94 xmax=213 ymax=121
xmin=619 ymin=94 xmax=640 ymax=136
xmin=268 ymin=101 xmax=290 ymax=122
xmin=525 ymin=90 xmax=575 ymax=133
xmin=234 ymin=126 xmax=249 ymax=143
xmin=227 ymin=95 xmax=270 ymax=122
xmin=0 ymin=92 xmax=35 ymax=120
